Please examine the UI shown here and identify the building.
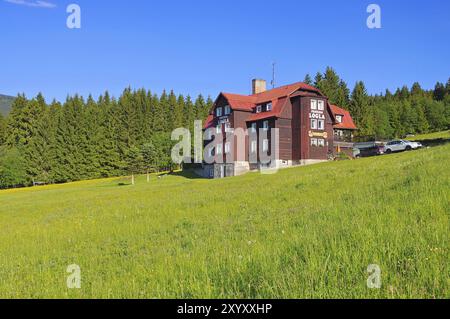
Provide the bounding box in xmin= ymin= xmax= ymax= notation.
xmin=330 ymin=104 xmax=358 ymax=157
xmin=201 ymin=79 xmax=357 ymax=178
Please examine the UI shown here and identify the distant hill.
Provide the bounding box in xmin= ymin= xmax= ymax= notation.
xmin=0 ymin=94 xmax=15 ymax=116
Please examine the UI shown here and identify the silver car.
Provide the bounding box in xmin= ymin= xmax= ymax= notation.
xmin=384 ymin=140 xmax=422 ymax=153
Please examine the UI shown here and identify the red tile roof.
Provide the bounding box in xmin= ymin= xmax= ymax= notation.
xmin=204 ymin=82 xmax=331 ymax=128
xmin=246 ymin=97 xmax=287 ymax=122
xmin=330 ymin=105 xmax=358 ymax=130
xmin=208 ymin=82 xmax=323 ymax=125
xmin=204 ymin=114 xmax=214 ymax=129
xmin=252 ymin=82 xmax=321 ymax=103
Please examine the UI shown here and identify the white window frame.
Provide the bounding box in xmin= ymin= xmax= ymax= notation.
xmin=251 ymin=123 xmax=257 ymax=133
xmin=224 ymin=105 xmax=231 ymax=115
xmin=311 ymin=138 xmax=318 ymax=147
xmin=216 ymin=124 xmax=222 ymax=134
xmin=256 ymin=105 xmax=262 ymax=113
xmin=262 ymin=139 xmax=269 ymax=152
xmin=311 ymin=119 xmax=318 ymax=130
xmin=318 ymin=119 xmax=325 ymax=131
xmin=216 ymin=107 xmax=223 ymax=117
xmin=216 ymin=143 xmax=223 ymax=155
xmin=336 ymin=115 xmax=343 ymax=123
xmin=317 ymin=100 xmax=325 ymax=111
xmin=263 ymin=120 xmax=269 ymax=131
xmin=224 ymin=122 xmax=232 ymax=133
xmin=266 ymin=102 xmax=272 ymax=111
xmin=311 ymin=99 xmax=317 ymax=110
xmin=251 ymin=140 xmax=257 ymax=153
xmin=318 ymin=139 xmax=325 ymax=147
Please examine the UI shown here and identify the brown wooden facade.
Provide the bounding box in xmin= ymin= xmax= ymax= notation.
xmin=201 ymin=81 xmax=357 ymax=178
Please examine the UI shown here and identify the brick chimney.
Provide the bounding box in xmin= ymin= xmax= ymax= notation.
xmin=252 ymin=79 xmax=266 ymax=95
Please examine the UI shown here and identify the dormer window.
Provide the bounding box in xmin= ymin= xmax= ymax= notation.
xmin=224 ymin=105 xmax=231 ymax=115
xmin=336 ymin=115 xmax=343 ymax=123
xmin=266 ymin=102 xmax=272 ymax=111
xmin=256 ymin=105 xmax=262 ymax=113
xmin=216 ymin=107 xmax=223 ymax=117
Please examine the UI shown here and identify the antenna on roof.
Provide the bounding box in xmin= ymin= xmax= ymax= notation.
xmin=271 ymin=62 xmax=276 ymax=88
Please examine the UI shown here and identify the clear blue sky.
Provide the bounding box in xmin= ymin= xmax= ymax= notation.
xmin=1 ymin=0 xmax=449 ymax=102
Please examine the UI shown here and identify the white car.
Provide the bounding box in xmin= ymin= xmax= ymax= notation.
xmin=384 ymin=140 xmax=423 ymax=153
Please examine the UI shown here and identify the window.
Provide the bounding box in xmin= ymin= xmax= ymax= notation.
xmin=216 ymin=107 xmax=223 ymax=117
xmin=224 ymin=105 xmax=231 ymax=115
xmin=318 ymin=100 xmax=325 ymax=111
xmin=251 ymin=140 xmax=257 ymax=153
xmin=311 ymin=99 xmax=317 ymax=110
xmin=256 ymin=105 xmax=262 ymax=113
xmin=336 ymin=115 xmax=343 ymax=123
xmin=225 ymin=142 xmax=231 ymax=154
xmin=318 ymin=119 xmax=325 ymax=130
xmin=250 ymin=123 xmax=257 ymax=133
xmin=216 ymin=124 xmax=222 ymax=134
xmin=225 ymin=122 xmax=232 ymax=133
xmin=263 ymin=120 xmax=269 ymax=131
xmin=266 ymin=102 xmax=272 ymax=111
xmin=262 ymin=139 xmax=269 ymax=152
xmin=311 ymin=119 xmax=318 ymax=130
xmin=318 ymin=139 xmax=325 ymax=147
xmin=216 ymin=143 xmax=223 ymax=155
xmin=310 ymin=138 xmax=318 ymax=146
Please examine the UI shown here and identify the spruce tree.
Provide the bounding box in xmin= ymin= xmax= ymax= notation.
xmin=303 ymin=74 xmax=313 ymax=85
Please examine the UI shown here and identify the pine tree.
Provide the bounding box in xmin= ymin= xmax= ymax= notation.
xmin=433 ymin=82 xmax=446 ymax=101
xmin=314 ymin=72 xmax=323 ymax=89
xmin=303 ymin=74 xmax=313 ymax=85
xmin=6 ymin=94 xmax=29 ymax=147
xmin=411 ymin=82 xmax=424 ymax=97
xmin=0 ymin=113 xmax=6 ymax=145
xmin=126 ymin=146 xmax=144 ymax=185
xmin=25 ymin=94 xmax=54 ymax=183
xmin=349 ymin=81 xmax=372 ymax=138
xmin=0 ymin=147 xmax=28 ymax=188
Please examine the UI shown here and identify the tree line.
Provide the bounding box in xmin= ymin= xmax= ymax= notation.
xmin=1 ymin=68 xmax=449 ymax=188
xmin=0 ymin=89 xmax=212 ymax=188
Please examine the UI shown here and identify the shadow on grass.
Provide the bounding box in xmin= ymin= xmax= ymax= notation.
xmin=169 ymin=170 xmax=203 ymax=179
xmin=416 ymin=138 xmax=450 ymax=148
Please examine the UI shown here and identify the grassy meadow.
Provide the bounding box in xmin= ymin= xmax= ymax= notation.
xmin=407 ymin=130 xmax=450 ymax=141
xmin=0 ymin=144 xmax=449 ymax=299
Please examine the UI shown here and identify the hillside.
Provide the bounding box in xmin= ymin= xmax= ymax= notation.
xmin=0 ymin=144 xmax=448 ymax=298
xmin=0 ymin=94 xmax=14 ymax=116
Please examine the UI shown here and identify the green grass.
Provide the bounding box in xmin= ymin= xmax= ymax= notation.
xmin=407 ymin=130 xmax=450 ymax=141
xmin=0 ymin=145 xmax=449 ymax=299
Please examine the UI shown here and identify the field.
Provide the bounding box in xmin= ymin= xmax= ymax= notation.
xmin=407 ymin=130 xmax=450 ymax=141
xmin=0 ymin=144 xmax=449 ymax=299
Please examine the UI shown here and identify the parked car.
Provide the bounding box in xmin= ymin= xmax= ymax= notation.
xmin=353 ymin=142 xmax=385 ymax=157
xmin=384 ymin=140 xmax=423 ymax=153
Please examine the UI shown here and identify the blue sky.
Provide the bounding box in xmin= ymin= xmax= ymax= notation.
xmin=1 ymin=0 xmax=449 ymax=102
